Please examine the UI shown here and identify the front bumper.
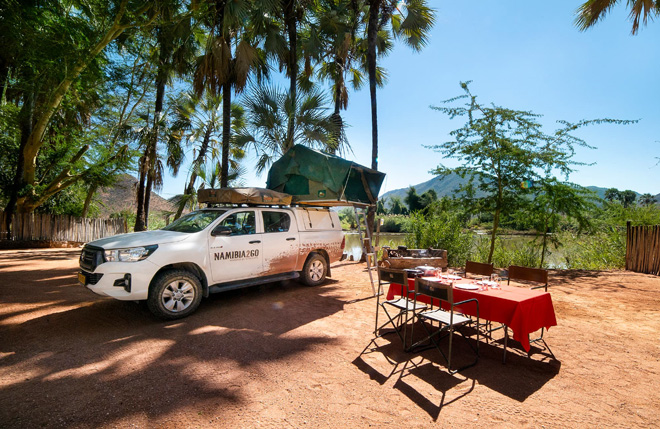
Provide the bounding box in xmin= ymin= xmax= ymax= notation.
xmin=79 ymin=259 xmax=161 ymax=301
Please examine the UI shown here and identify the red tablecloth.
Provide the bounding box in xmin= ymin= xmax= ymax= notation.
xmin=387 ymin=277 xmax=558 ymax=352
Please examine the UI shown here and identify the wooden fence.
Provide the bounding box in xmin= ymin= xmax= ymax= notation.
xmin=0 ymin=211 xmax=127 ymax=243
xmin=626 ymin=221 xmax=660 ymax=276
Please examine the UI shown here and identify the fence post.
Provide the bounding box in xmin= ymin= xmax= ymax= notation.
xmin=625 ymin=221 xmax=631 ymax=271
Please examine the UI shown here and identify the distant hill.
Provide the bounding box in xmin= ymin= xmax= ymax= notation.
xmin=95 ymin=174 xmax=177 ymax=217
xmin=380 ymin=173 xmax=482 ymax=205
xmin=381 ymin=174 xmax=658 ymax=207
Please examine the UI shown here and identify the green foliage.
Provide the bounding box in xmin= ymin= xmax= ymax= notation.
xmin=558 ymin=229 xmax=625 ymax=270
xmin=427 ymin=81 xmax=635 ymax=263
xmin=388 ymin=196 xmax=408 ymax=215
xmin=404 ymin=211 xmax=474 ymax=267
xmin=604 ymin=187 xmax=638 ymax=207
xmin=404 ymin=186 xmax=423 ymax=212
xmin=243 ymin=85 xmax=346 ymax=173
xmin=338 ymin=207 xmax=356 ymax=230
xmin=595 ymin=201 xmax=660 ymax=227
xmin=638 ymin=193 xmax=657 ymax=206
xmin=471 ymin=236 xmax=543 ymax=269
xmin=116 ymin=210 xmax=169 ymax=232
xmin=378 ymin=215 xmax=407 ymax=233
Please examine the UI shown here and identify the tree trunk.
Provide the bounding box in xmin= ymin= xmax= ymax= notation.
xmin=367 ymin=0 xmax=379 ymax=172
xmin=137 ymin=30 xmax=168 ymax=231
xmin=365 ymin=0 xmax=381 ymax=240
xmin=134 ymin=154 xmax=148 ymax=231
xmin=284 ymin=0 xmax=297 ymax=149
xmin=4 ymin=88 xmax=34 ymax=234
xmin=81 ymin=184 xmax=99 ymax=218
xmin=15 ymin=11 xmax=128 ymax=214
xmin=174 ymin=126 xmax=213 ymax=220
xmin=220 ymin=75 xmax=231 ymax=186
xmin=540 ymin=223 xmax=548 ymax=268
xmin=329 ymin=60 xmax=343 ymax=154
xmin=488 ymin=207 xmax=501 ymax=264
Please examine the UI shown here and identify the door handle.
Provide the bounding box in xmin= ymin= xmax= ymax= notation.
xmin=286 ymin=237 xmax=296 ymax=241
xmin=249 ymin=240 xmax=261 ymax=244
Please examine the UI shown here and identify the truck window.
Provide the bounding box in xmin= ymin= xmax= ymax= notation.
xmin=162 ymin=210 xmax=227 ymax=233
xmin=263 ymin=211 xmax=291 ymax=233
xmin=215 ymin=211 xmax=256 ymax=236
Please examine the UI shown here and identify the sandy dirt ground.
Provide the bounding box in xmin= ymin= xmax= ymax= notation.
xmin=1 ymin=248 xmax=659 ymax=428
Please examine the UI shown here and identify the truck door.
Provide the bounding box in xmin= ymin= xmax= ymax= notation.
xmin=260 ymin=210 xmax=299 ymax=275
xmin=209 ymin=210 xmax=263 ymax=283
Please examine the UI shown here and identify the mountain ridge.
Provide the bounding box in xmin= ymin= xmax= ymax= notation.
xmin=380 ymin=173 xmax=659 ymax=206
xmin=95 ymin=174 xmax=177 ymax=217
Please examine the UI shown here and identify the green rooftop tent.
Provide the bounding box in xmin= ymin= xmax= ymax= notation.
xmin=266 ymin=145 xmax=386 ymax=207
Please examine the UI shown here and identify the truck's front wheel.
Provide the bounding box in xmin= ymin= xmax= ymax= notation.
xmin=148 ymin=270 xmax=202 ymax=320
xmin=301 ymin=252 xmax=327 ymax=286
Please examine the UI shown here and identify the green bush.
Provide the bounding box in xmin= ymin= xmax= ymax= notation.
xmin=378 ymin=215 xmax=407 ymax=233
xmin=557 ymin=228 xmax=625 ymax=270
xmin=471 ymin=236 xmax=542 ymax=269
xmin=404 ymin=211 xmax=474 ymax=267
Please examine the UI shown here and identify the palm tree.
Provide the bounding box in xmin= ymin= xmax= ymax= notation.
xmin=639 ymin=193 xmax=657 ymax=206
xmin=170 ymin=91 xmax=249 ymax=219
xmin=135 ymin=7 xmax=198 ymax=231
xmin=243 ymin=85 xmax=345 ymax=173
xmin=575 ymin=0 xmax=659 ymax=34
xmin=193 ymin=0 xmax=268 ymax=188
xmin=364 ymin=0 xmax=434 ymax=235
xmin=314 ymin=0 xmax=366 ymax=150
xmin=365 ymin=0 xmax=435 ymax=171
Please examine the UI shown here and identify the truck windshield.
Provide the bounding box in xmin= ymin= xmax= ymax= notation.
xmin=162 ymin=210 xmax=227 ymax=233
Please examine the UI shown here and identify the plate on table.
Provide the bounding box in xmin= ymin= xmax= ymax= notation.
xmin=455 ymin=284 xmax=480 ymax=290
xmin=441 ymin=274 xmax=463 ymax=280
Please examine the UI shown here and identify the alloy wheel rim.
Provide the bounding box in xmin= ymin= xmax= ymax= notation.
xmin=162 ymin=280 xmax=195 ymax=312
xmin=309 ymin=260 xmax=324 ymax=281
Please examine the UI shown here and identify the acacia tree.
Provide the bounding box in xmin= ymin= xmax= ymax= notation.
xmin=526 ymin=180 xmax=597 ymax=267
xmin=3 ymin=0 xmax=161 ymax=224
xmin=428 ymin=81 xmax=635 ymax=263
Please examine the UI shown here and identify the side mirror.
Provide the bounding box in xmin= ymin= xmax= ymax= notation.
xmin=211 ymin=226 xmax=233 ymax=236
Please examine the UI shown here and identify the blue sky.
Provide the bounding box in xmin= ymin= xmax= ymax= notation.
xmin=161 ymin=1 xmax=660 ymax=199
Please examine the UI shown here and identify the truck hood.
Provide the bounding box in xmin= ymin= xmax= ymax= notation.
xmin=87 ymin=230 xmax=191 ymax=249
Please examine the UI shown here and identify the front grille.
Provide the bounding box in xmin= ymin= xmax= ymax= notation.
xmin=80 ymin=245 xmax=104 ymax=271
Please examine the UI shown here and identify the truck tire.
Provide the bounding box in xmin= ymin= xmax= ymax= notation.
xmin=147 ymin=270 xmax=203 ymax=320
xmin=301 ymin=252 xmax=327 ymax=286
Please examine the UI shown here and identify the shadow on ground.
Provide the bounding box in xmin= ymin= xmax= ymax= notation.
xmin=0 ymin=259 xmax=346 ymax=427
xmin=353 ymin=329 xmax=560 ymax=420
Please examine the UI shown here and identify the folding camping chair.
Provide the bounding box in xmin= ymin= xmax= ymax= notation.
xmin=463 ymin=260 xmax=494 ymax=279
xmin=374 ymin=267 xmax=427 ymax=349
xmin=409 ymin=278 xmax=480 ymax=374
xmin=502 ymin=265 xmax=552 ymax=362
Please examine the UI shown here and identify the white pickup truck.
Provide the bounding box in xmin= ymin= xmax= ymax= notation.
xmin=78 ymin=206 xmax=344 ymax=319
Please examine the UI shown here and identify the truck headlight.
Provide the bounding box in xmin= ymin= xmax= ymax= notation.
xmin=104 ymin=245 xmax=158 ymax=262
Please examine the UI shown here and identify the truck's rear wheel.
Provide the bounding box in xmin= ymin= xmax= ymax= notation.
xmin=148 ymin=270 xmax=202 ymax=320
xmin=301 ymin=252 xmax=327 ymax=286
